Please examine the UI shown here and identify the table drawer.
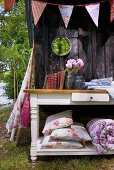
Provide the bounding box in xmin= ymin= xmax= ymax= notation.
xmin=72 ymin=93 xmax=109 ymax=102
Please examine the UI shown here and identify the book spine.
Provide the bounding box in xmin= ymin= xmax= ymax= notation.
xmin=54 ymin=73 xmax=57 ymax=89
xmin=50 ymin=74 xmax=54 ymax=89
xmin=48 ymin=75 xmax=51 ymax=89
xmin=60 ymin=71 xmax=66 ymax=90
xmin=43 ymin=75 xmax=48 ymax=89
xmin=57 ymin=72 xmax=61 ymax=89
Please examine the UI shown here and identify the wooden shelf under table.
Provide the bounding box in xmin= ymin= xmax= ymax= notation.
xmin=26 ymin=89 xmax=114 ymax=162
xmin=37 ymin=137 xmax=114 ymax=156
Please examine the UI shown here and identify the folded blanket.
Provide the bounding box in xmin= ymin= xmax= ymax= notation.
xmin=106 ymin=88 xmax=114 ymax=100
xmin=90 ymin=77 xmax=113 ymax=86
xmin=87 ymin=86 xmax=114 ymax=100
xmin=86 ymin=118 xmax=114 ymax=154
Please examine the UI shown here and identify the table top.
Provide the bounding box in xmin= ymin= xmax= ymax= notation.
xmin=24 ymin=89 xmax=108 ymax=94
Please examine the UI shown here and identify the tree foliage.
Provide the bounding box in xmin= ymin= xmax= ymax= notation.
xmin=0 ymin=0 xmax=31 ymax=99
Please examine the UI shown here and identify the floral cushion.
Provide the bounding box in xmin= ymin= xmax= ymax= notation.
xmin=41 ymin=135 xmax=83 ymax=149
xmin=42 ymin=110 xmax=73 ymax=134
xmin=71 ymin=123 xmax=92 ymax=142
xmin=50 ymin=128 xmax=81 ymax=141
xmin=50 ymin=122 xmax=92 ymax=142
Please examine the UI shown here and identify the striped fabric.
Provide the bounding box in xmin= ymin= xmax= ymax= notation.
xmin=59 ymin=5 xmax=74 ymax=28
xmin=4 ymin=0 xmax=15 ymax=12
xmin=31 ymin=0 xmax=47 ymax=25
xmin=110 ymin=0 xmax=114 ymax=22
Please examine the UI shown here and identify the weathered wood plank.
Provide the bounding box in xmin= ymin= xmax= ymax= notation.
xmin=79 ymin=28 xmax=92 ymax=81
xmin=34 ymin=4 xmax=114 ymax=88
xmin=105 ymin=35 xmax=114 ymax=78
xmin=95 ymin=32 xmax=106 ymax=78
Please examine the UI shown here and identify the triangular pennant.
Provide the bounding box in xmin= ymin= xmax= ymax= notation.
xmin=59 ymin=5 xmax=74 ymax=28
xmin=110 ymin=0 xmax=114 ymax=22
xmin=31 ymin=1 xmax=47 ymax=25
xmin=4 ymin=0 xmax=15 ymax=12
xmin=85 ymin=3 xmax=100 ymax=27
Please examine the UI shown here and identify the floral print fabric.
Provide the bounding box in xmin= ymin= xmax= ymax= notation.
xmin=42 ymin=110 xmax=73 ymax=134
xmin=50 ymin=128 xmax=81 ymax=142
xmin=50 ymin=123 xmax=91 ymax=142
xmin=71 ymin=123 xmax=92 ymax=142
xmin=86 ymin=118 xmax=114 ymax=154
xmin=41 ymin=135 xmax=83 ymax=149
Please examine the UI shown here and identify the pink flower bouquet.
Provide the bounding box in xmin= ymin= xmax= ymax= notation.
xmin=66 ymin=58 xmax=84 ymax=75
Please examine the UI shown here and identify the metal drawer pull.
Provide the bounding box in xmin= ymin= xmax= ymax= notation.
xmin=90 ymin=96 xmax=93 ymax=100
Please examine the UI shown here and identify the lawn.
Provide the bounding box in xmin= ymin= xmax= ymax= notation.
xmin=0 ymin=106 xmax=114 ymax=170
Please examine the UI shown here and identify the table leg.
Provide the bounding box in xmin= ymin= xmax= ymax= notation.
xmin=30 ymin=98 xmax=39 ymax=163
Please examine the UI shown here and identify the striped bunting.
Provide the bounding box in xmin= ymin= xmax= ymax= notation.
xmin=4 ymin=0 xmax=15 ymax=12
xmin=110 ymin=0 xmax=114 ymax=22
xmin=31 ymin=0 xmax=47 ymax=25
xmin=59 ymin=5 xmax=74 ymax=28
xmin=85 ymin=3 xmax=100 ymax=27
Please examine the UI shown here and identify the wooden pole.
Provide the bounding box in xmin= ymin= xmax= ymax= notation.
xmin=13 ymin=59 xmax=16 ymax=101
xmin=17 ymin=80 xmax=18 ymax=98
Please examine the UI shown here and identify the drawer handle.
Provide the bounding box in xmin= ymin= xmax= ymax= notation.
xmin=90 ymin=96 xmax=93 ymax=100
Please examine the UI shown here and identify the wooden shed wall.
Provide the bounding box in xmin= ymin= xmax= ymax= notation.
xmin=33 ymin=2 xmax=114 ymax=88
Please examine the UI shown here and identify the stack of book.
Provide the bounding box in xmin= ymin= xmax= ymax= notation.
xmin=43 ymin=71 xmax=66 ymax=89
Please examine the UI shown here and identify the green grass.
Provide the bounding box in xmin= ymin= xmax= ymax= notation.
xmin=0 ymin=106 xmax=13 ymax=122
xmin=0 ymin=107 xmax=114 ymax=170
xmin=0 ymin=104 xmax=4 ymax=107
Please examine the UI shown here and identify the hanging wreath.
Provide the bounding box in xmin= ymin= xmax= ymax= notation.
xmin=51 ymin=36 xmax=72 ymax=56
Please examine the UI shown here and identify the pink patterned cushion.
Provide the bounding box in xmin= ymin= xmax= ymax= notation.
xmin=50 ymin=123 xmax=91 ymax=142
xmin=50 ymin=128 xmax=81 ymax=141
xmin=41 ymin=135 xmax=83 ymax=149
xmin=71 ymin=123 xmax=92 ymax=142
xmin=42 ymin=110 xmax=73 ymax=134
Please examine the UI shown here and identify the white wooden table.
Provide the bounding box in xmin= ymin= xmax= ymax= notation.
xmin=24 ymin=89 xmax=114 ymax=163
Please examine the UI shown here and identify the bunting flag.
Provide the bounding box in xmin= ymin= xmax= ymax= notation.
xmin=110 ymin=0 xmax=114 ymax=22
xmin=85 ymin=3 xmax=100 ymax=27
xmin=4 ymin=0 xmax=15 ymax=12
xmin=31 ymin=0 xmax=47 ymax=25
xmin=59 ymin=5 xmax=74 ymax=28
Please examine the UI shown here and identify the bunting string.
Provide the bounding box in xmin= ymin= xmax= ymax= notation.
xmin=31 ymin=0 xmax=112 ymax=27
xmin=34 ymin=0 xmax=109 ymax=7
